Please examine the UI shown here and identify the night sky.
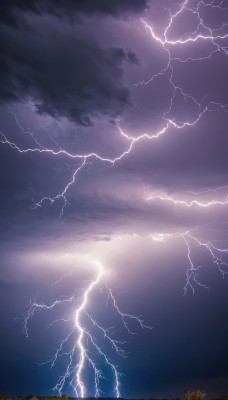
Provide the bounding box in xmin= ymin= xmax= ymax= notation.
xmin=0 ymin=1 xmax=228 ymax=398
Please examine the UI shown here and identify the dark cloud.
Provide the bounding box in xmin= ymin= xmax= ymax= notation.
xmin=0 ymin=0 xmax=148 ymax=27
xmin=0 ymin=21 xmax=140 ymax=126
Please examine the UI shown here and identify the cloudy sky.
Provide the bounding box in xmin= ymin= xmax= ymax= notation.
xmin=0 ymin=0 xmax=228 ymax=398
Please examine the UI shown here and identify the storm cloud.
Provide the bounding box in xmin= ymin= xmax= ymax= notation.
xmin=0 ymin=0 xmax=148 ymax=26
xmin=0 ymin=14 xmax=140 ymax=125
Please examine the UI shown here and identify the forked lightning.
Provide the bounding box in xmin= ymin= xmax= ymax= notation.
xmin=23 ymin=258 xmax=151 ymax=397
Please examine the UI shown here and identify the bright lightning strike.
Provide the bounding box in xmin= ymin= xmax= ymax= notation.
xmin=23 ymin=257 xmax=151 ymax=398
xmin=147 ymin=190 xmax=228 ymax=208
xmin=74 ymin=260 xmax=104 ymax=398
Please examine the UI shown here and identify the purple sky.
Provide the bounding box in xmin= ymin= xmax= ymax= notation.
xmin=0 ymin=1 xmax=228 ymax=398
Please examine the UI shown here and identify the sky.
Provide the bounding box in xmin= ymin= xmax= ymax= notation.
xmin=0 ymin=0 xmax=228 ymax=398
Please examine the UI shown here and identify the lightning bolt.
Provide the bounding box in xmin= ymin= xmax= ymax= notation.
xmin=150 ymin=224 xmax=228 ymax=295
xmin=23 ymin=257 xmax=151 ymax=397
xmin=147 ymin=188 xmax=228 ymax=208
xmin=140 ymin=0 xmax=228 ymax=65
xmin=136 ymin=0 xmax=228 ymax=132
xmin=74 ymin=260 xmax=104 ymax=398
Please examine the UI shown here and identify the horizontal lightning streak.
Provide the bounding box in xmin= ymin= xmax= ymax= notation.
xmin=142 ymin=18 xmax=228 ymax=46
xmin=147 ymin=193 xmax=228 ymax=208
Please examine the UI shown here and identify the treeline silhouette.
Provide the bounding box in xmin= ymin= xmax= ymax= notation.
xmin=0 ymin=395 xmax=227 ymax=400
